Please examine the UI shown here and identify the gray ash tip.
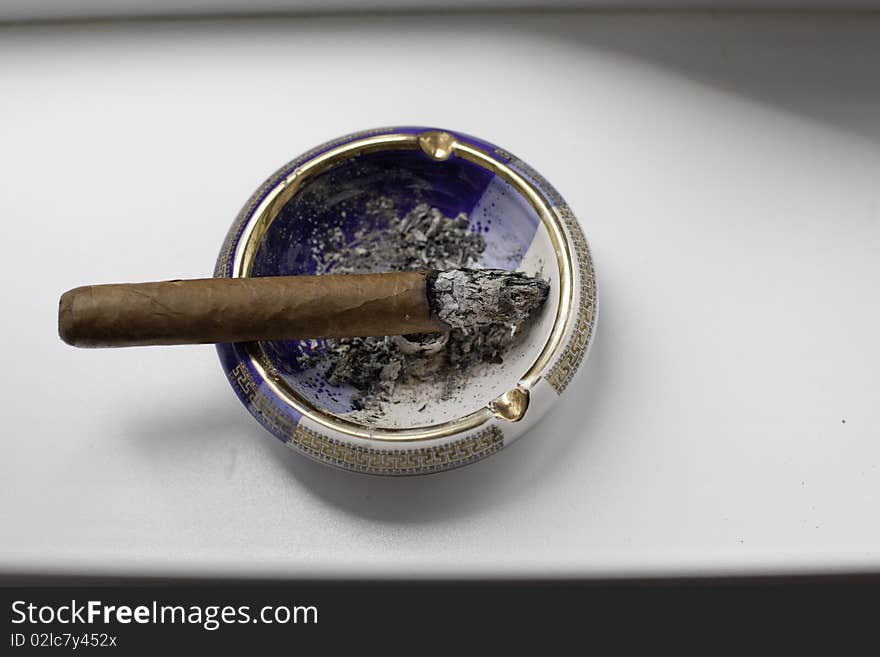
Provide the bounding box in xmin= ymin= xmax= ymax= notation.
xmin=428 ymin=268 xmax=551 ymax=330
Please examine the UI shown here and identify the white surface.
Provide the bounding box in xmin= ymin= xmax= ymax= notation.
xmin=1 ymin=13 xmax=878 ymax=579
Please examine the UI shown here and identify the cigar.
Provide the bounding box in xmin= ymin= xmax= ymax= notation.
xmin=59 ymin=269 xmax=550 ymax=348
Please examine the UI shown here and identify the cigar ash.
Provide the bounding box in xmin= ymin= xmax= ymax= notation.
xmin=287 ymin=201 xmax=549 ymax=425
xmin=428 ymin=268 xmax=550 ymax=331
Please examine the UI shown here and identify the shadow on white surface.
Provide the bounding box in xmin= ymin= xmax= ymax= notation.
xmin=253 ymin=325 xmax=608 ymax=524
xmin=126 ymin=392 xmax=265 ymax=471
xmin=118 ymin=320 xmax=607 ymax=524
xmin=515 ymin=14 xmax=880 ymax=143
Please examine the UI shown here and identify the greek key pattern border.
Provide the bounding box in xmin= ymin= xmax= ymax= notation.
xmin=230 ymin=361 xmax=258 ymax=399
xmin=545 ymin=204 xmax=597 ymax=393
xmin=230 ymin=361 xmax=300 ymax=438
xmin=288 ymin=425 xmax=505 ymax=476
xmin=493 ymin=148 xmax=566 ymax=207
xmin=231 ymin=360 xmax=505 ymax=476
xmin=493 ymin=148 xmax=597 ymax=394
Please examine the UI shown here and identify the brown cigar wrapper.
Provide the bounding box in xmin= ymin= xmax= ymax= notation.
xmin=59 ymin=272 xmax=449 ymax=347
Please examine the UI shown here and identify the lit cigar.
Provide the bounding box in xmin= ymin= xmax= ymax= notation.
xmin=58 ymin=269 xmax=550 ymax=348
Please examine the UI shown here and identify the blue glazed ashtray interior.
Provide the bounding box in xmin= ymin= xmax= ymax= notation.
xmin=216 ymin=128 xmax=569 ymax=436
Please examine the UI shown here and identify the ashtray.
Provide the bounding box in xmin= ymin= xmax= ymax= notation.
xmin=215 ymin=127 xmax=597 ymax=475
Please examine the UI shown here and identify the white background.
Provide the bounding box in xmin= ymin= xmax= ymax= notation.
xmin=1 ymin=12 xmax=878 ymax=579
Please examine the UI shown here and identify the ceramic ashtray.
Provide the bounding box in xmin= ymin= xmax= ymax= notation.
xmin=213 ymin=127 xmax=598 ymax=475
